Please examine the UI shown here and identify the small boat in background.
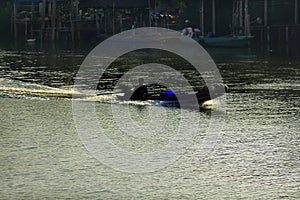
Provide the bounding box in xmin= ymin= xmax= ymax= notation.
xmin=182 ymin=28 xmax=254 ymax=48
xmin=197 ymin=32 xmax=254 ymax=48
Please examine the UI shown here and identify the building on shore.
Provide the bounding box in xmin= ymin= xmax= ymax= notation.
xmin=12 ymin=0 xmax=156 ymax=42
xmin=12 ymin=0 xmax=299 ymax=44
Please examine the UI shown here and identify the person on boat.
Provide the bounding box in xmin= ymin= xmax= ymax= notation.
xmin=193 ymin=28 xmax=201 ymax=38
xmin=196 ymin=83 xmax=228 ymax=99
xmin=196 ymin=85 xmax=209 ymax=98
xmin=130 ymin=78 xmax=148 ymax=100
xmin=181 ymin=27 xmax=194 ymax=38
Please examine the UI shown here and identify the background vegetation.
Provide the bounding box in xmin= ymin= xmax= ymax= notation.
xmin=0 ymin=0 xmax=13 ymax=37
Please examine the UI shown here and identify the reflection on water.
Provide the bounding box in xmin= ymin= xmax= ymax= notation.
xmin=0 ymin=42 xmax=299 ymax=198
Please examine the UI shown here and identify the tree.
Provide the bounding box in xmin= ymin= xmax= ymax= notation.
xmin=0 ymin=0 xmax=12 ymax=37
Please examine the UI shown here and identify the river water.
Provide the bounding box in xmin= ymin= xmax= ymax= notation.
xmin=0 ymin=41 xmax=299 ymax=199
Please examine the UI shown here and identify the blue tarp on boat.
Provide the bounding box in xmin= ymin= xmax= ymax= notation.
xmin=160 ymin=90 xmax=175 ymax=97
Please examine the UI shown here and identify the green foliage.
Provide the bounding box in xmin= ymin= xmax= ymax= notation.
xmin=0 ymin=1 xmax=12 ymax=36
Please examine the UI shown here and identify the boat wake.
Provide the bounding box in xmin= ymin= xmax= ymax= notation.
xmin=0 ymin=78 xmax=218 ymax=109
xmin=0 ymin=78 xmax=84 ymax=99
xmin=0 ymin=78 xmax=153 ymax=106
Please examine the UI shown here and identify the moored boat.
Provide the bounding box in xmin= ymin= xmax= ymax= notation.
xmin=197 ymin=35 xmax=254 ymax=48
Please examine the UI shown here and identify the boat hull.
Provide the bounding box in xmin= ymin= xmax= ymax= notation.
xmin=197 ymin=36 xmax=254 ymax=48
xmin=116 ymin=84 xmax=228 ymax=109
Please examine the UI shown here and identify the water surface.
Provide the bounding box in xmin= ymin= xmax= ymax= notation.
xmin=0 ymin=42 xmax=299 ymax=199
